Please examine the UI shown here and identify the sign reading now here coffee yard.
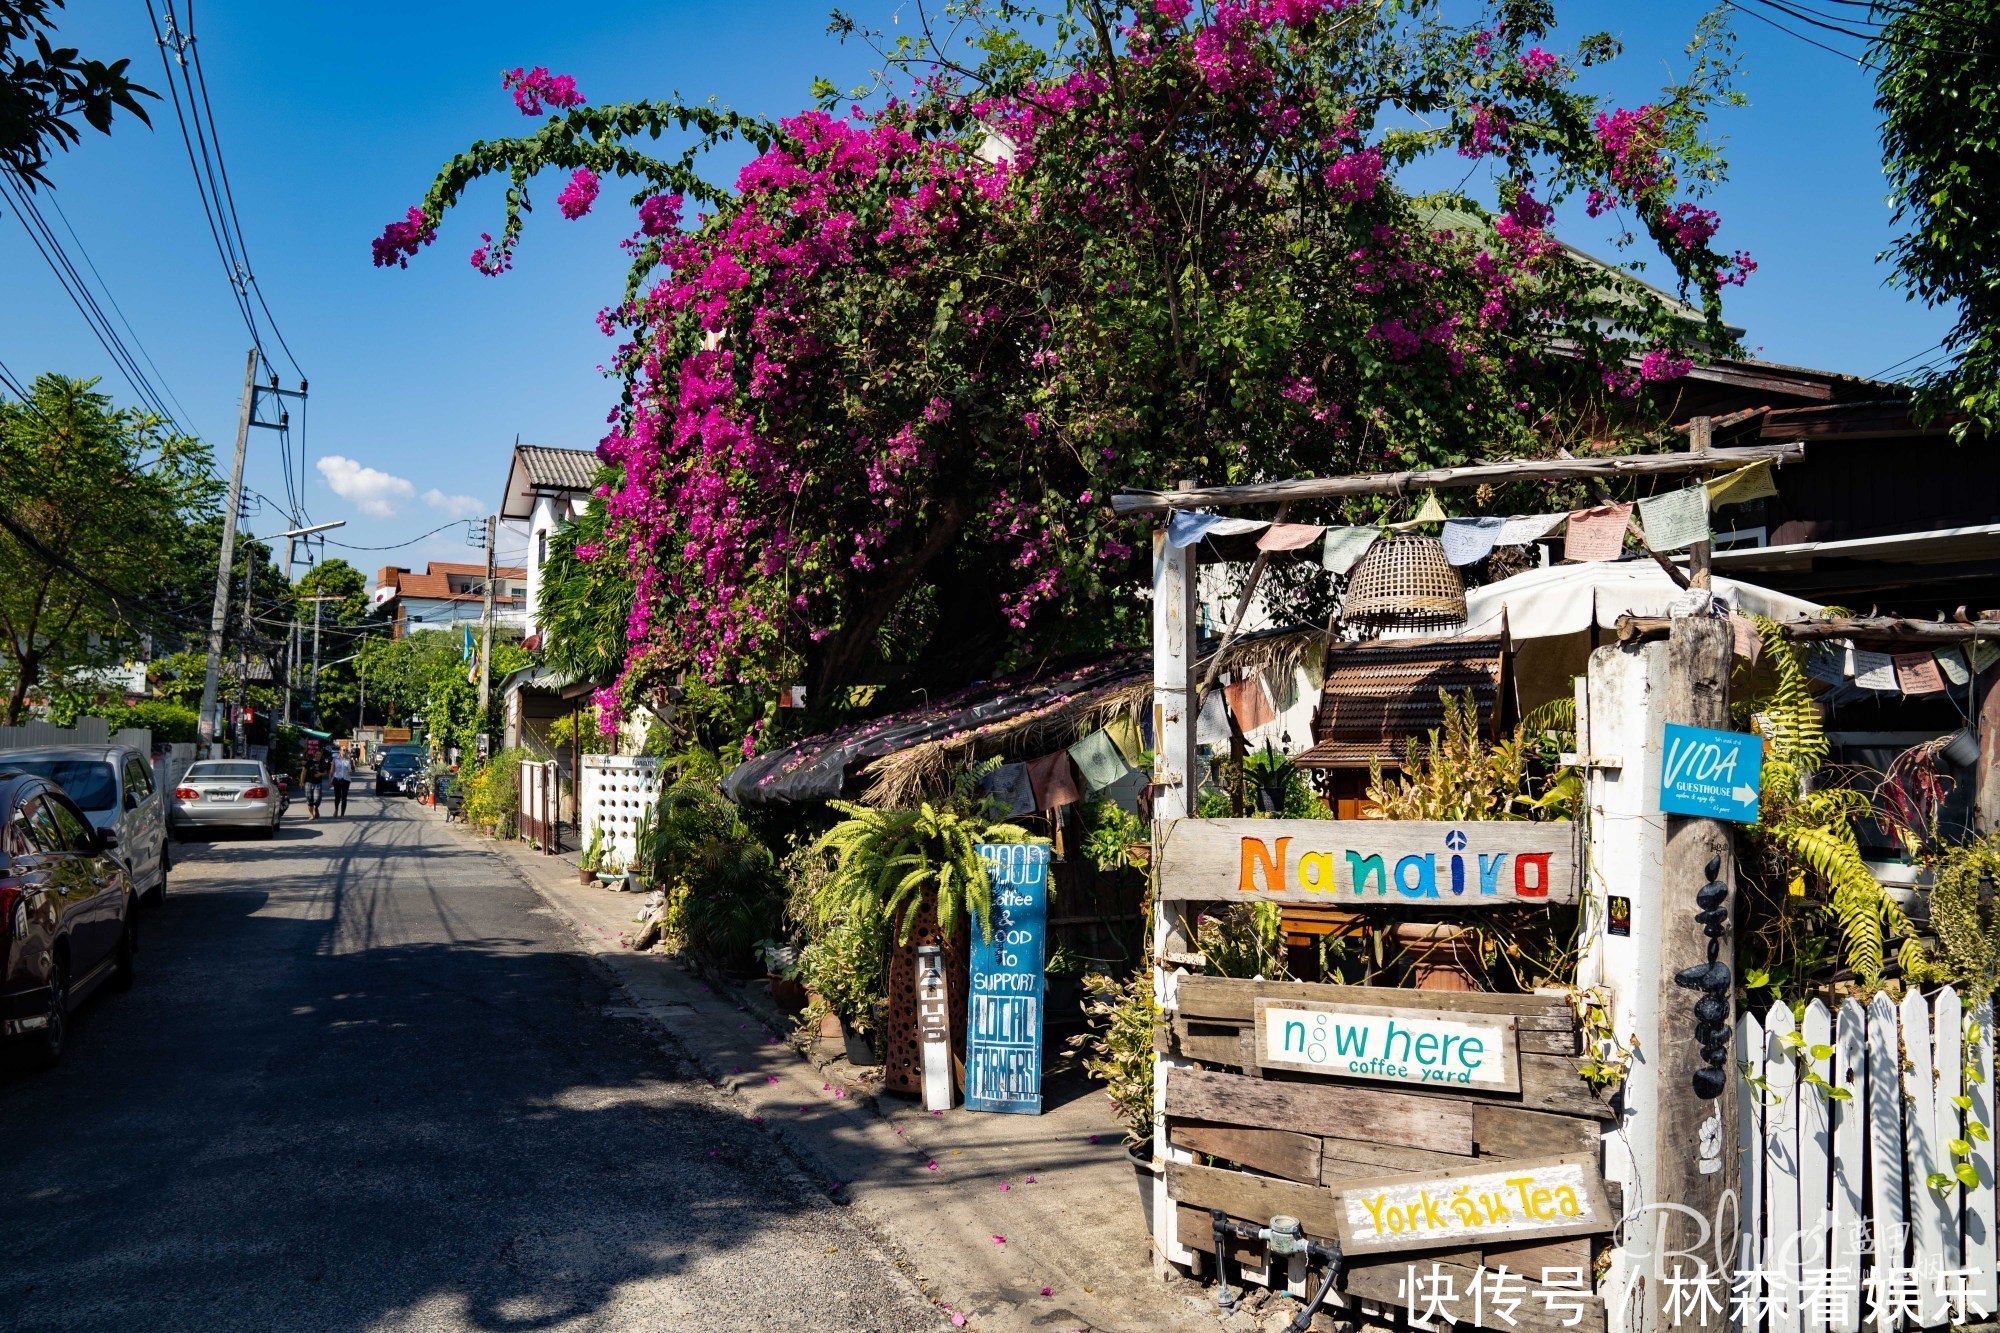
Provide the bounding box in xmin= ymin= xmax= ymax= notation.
xmin=1252 ymin=997 xmax=1520 ymax=1092
xmin=1335 ymin=1155 xmax=1614 ymax=1255
xmin=1157 ymin=819 xmax=1577 ymax=907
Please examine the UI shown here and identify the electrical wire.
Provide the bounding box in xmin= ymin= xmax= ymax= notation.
xmin=1721 ymin=0 xmax=1882 ymax=70
xmin=324 ymin=520 xmax=481 ymax=551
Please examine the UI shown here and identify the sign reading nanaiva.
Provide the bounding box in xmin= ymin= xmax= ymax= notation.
xmin=1253 ymin=997 xmax=1520 ymax=1092
xmin=1157 ymin=819 xmax=1577 ymax=906
xmin=964 ymin=843 xmax=1050 ymax=1115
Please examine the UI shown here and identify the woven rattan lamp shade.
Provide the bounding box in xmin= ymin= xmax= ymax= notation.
xmin=1341 ymin=533 xmax=1467 ymax=633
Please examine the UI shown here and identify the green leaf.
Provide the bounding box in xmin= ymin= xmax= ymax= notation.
xmin=1949 ymin=1137 xmax=1972 ymax=1158
xmin=1826 ymin=1086 xmax=1853 ymax=1102
xmin=1970 ymin=1120 xmax=1991 ymax=1143
xmin=1955 ymin=1162 xmax=1979 ymax=1188
xmin=1809 ymin=1043 xmax=1834 ymax=1061
xmin=1954 ymin=1094 xmax=1974 ymax=1111
xmin=1926 ymin=1171 xmax=1954 ymax=1193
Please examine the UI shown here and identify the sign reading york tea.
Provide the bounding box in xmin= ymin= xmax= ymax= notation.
xmin=1335 ymin=1155 xmax=1614 ymax=1255
xmin=1158 ymin=819 xmax=1577 ymax=906
xmin=1253 ymin=997 xmax=1520 ymax=1092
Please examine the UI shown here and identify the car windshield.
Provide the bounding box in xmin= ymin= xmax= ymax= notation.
xmin=186 ymin=762 xmax=264 ymax=782
xmin=1 ymin=758 xmax=117 ymax=811
xmin=383 ymin=752 xmax=422 ymax=772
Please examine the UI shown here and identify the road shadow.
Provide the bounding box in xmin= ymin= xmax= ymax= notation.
xmin=0 ymin=829 xmax=941 ymax=1333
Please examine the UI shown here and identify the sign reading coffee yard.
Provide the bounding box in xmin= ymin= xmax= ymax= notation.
xmin=1252 ymin=997 xmax=1520 ymax=1092
xmin=1157 ymin=819 xmax=1577 ymax=906
xmin=1334 ymin=1155 xmax=1614 ymax=1255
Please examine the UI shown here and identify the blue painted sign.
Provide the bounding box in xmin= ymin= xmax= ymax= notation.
xmin=1659 ymin=724 xmax=1764 ymax=822
xmin=965 ymin=843 xmax=1050 ymax=1115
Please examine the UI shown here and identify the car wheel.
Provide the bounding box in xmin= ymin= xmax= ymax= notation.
xmin=147 ymin=849 xmax=169 ymax=906
xmin=257 ymin=823 xmax=277 ymax=839
xmin=111 ymin=903 xmax=137 ymax=992
xmin=31 ymin=954 xmax=68 ymax=1069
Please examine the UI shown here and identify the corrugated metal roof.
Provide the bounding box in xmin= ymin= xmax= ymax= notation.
xmin=1295 ymin=634 xmax=1507 ymax=770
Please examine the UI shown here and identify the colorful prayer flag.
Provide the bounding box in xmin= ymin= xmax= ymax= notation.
xmin=1320 ymin=527 xmax=1379 ymax=575
xmin=1637 ymin=485 xmax=1710 ymax=553
xmin=1563 ymin=503 xmax=1632 ymax=562
xmin=1256 ymin=523 xmax=1327 ymax=552
xmin=1440 ymin=517 xmax=1506 ymax=566
xmin=1894 ymin=653 xmax=1946 ymax=695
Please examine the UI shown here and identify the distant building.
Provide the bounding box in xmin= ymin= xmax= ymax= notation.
xmin=369 ymin=561 xmax=528 ymax=640
xmin=498 ymin=442 xmax=599 ymax=635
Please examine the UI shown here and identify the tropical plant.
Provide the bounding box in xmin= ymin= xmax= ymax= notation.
xmin=1 ymin=0 xmax=156 ymax=187
xmin=1196 ymin=902 xmax=1290 ymax=981
xmin=1079 ymin=798 xmax=1147 ymax=873
xmin=1070 ymin=968 xmax=1162 ymax=1147
xmin=1741 ymin=618 xmax=1924 ymax=986
xmin=1927 ymin=836 xmax=2000 ymax=1001
xmin=1873 ymin=0 xmax=2000 ymax=437
xmin=813 ymin=800 xmax=1040 ymax=945
xmin=797 ymin=904 xmax=888 ymax=1029
xmin=378 ymin=4 xmax=1755 ymax=750
xmin=580 ymin=824 xmax=607 ymax=874
xmin=646 ymin=775 xmax=782 ymax=967
xmin=0 ymin=374 xmax=219 ymax=722
xmin=1368 ymin=690 xmax=1530 ymax=821
xmin=462 ymin=747 xmax=530 ymax=837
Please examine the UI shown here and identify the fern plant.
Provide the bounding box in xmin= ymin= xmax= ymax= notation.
xmin=1743 ymin=618 xmax=1923 ymax=985
xmin=813 ymin=801 xmax=1042 ymax=945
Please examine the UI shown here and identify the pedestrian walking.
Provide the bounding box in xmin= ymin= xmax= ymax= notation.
xmin=330 ymin=746 xmax=354 ymax=817
xmin=303 ymin=748 xmax=328 ymax=819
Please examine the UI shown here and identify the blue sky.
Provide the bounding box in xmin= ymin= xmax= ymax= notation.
xmin=3 ymin=2 xmax=1951 ymax=572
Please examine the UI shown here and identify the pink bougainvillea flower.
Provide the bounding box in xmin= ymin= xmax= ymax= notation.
xmin=991 ymin=1235 xmax=1006 ymax=1246
xmin=1024 ymin=1176 xmax=1038 ymax=1184
xmin=1040 ymin=1287 xmax=1054 ymax=1297
xmin=998 ymin=1182 xmax=1011 ymax=1191
xmin=503 ymin=65 xmax=585 ymax=116
xmin=558 ymin=168 xmax=601 ymax=220
xmin=766 ymin=1075 xmax=779 ymax=1083
xmin=370 ymin=207 xmax=434 ymax=269
xmin=834 ymin=1088 xmax=847 ymax=1098
xmin=638 ymin=192 xmax=684 ymax=236
xmin=926 ymin=1161 xmax=940 ymax=1171
xmin=949 ymin=1314 xmax=966 ymax=1328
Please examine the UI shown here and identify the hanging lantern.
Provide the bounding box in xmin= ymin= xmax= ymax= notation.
xmin=1341 ymin=533 xmax=1468 ymax=634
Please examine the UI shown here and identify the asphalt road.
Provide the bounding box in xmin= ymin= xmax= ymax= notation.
xmin=0 ymin=794 xmax=945 ymax=1333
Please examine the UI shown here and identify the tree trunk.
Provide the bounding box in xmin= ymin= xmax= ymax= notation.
xmin=3 ymin=651 xmax=38 ymax=726
xmin=811 ymin=496 xmax=970 ymax=697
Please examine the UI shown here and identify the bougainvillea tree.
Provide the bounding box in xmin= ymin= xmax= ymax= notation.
xmin=379 ymin=1 xmax=1750 ymax=747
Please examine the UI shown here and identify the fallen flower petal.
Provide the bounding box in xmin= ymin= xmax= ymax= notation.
xmin=926 ymin=1161 xmax=940 ymax=1171
xmin=1024 ymin=1175 xmax=1038 ymax=1184
xmin=991 ymin=1235 xmax=1006 ymax=1245
xmin=1040 ymin=1287 xmax=1054 ymax=1297
xmin=998 ymin=1183 xmax=1011 ymax=1191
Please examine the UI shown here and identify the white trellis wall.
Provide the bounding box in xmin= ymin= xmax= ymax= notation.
xmin=1737 ymin=989 xmax=1996 ymax=1333
xmin=578 ymin=755 xmax=663 ymax=865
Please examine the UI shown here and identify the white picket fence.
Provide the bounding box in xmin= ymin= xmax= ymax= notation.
xmin=1738 ymin=989 xmax=1996 ymax=1333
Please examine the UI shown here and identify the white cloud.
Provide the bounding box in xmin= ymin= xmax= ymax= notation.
xmin=423 ymin=489 xmax=486 ymax=519
xmin=316 ymin=455 xmax=415 ymax=518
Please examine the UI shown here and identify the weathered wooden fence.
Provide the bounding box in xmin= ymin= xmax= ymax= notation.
xmin=517 ymin=759 xmax=561 ymax=853
xmin=1737 ymin=990 xmax=1996 ymax=1333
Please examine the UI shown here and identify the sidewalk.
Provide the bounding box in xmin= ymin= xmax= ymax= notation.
xmin=464 ymin=819 xmax=1222 ymax=1333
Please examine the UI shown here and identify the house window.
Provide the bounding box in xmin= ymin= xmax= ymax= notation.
xmin=537 ymin=530 xmax=548 ymax=568
xmin=1713 ymin=526 xmax=1768 ymax=551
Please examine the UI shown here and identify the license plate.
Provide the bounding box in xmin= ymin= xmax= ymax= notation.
xmin=210 ymin=791 xmax=237 ymax=802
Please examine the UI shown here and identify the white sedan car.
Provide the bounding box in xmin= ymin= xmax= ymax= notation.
xmin=172 ymin=760 xmax=284 ymax=838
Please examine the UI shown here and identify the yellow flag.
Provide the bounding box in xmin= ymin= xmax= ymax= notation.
xmin=1390 ymin=491 xmax=1449 ymax=530
xmin=1705 ymin=460 xmax=1777 ymax=508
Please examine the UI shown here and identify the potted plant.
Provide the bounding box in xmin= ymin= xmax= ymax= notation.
xmin=798 ymin=907 xmax=887 ymax=1066
xmin=1070 ymin=968 xmax=1163 ymax=1231
xmin=757 ymin=938 xmax=808 ymax=1011
xmin=579 ymin=825 xmax=606 ymax=885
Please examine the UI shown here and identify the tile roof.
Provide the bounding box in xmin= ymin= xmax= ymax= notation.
xmin=517 ymin=444 xmax=599 ymax=493
xmin=379 ymin=561 xmax=526 ymax=603
xmin=1295 ymin=634 xmax=1508 ymax=769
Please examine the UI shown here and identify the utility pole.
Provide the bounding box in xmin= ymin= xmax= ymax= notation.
xmin=311 ymin=595 xmax=324 ymax=720
xmin=282 ymin=534 xmax=298 ymax=725
xmin=477 ymin=513 xmax=496 ymax=751
xmin=196 ymin=348 xmax=259 ymax=754
xmin=232 ymin=547 xmax=254 ymax=757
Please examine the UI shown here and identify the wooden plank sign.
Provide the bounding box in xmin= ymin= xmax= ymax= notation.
xmin=964 ymin=843 xmax=1049 ymax=1115
xmin=1157 ymin=819 xmax=1576 ymax=906
xmin=915 ymin=943 xmax=953 ymax=1112
xmin=1334 ymin=1154 xmax=1613 ymax=1256
xmin=1253 ymin=996 xmax=1521 ymax=1093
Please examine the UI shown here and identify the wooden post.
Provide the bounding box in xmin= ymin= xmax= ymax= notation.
xmin=1977 ymin=663 xmax=2000 ymax=835
xmin=1151 ymin=481 xmax=1200 ymax=1275
xmin=1649 ymin=612 xmax=1737 ymax=1333
xmin=1687 ymin=416 xmax=1714 ymax=589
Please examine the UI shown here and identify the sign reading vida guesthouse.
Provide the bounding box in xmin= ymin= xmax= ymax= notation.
xmin=1157 ymin=819 xmax=1577 ymax=906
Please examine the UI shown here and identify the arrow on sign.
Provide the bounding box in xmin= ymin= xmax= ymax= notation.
xmin=1732 ymin=785 xmax=1758 ymax=807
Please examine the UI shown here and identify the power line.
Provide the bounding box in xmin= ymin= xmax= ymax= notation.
xmin=1722 ymin=0 xmax=1882 ymax=70
xmin=324 ymin=520 xmax=482 ymax=551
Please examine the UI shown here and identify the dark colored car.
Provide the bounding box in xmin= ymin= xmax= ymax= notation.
xmin=0 ymin=771 xmax=136 ymax=1067
xmin=376 ymin=747 xmax=424 ymax=797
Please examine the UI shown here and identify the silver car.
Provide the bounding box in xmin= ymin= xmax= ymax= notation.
xmin=0 ymin=744 xmax=171 ymax=904
xmin=172 ymin=759 xmax=283 ymax=838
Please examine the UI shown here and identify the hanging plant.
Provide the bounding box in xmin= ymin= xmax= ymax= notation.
xmin=813 ymin=801 xmax=1041 ymax=945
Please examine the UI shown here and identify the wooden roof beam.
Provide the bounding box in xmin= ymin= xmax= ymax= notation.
xmin=1110 ymin=442 xmax=1805 ymax=516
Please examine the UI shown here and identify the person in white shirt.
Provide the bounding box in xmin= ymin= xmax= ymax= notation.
xmin=329 ymin=747 xmax=354 ymax=817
